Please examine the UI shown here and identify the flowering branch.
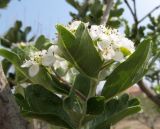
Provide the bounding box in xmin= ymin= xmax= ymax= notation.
xmin=101 ymin=0 xmax=114 ymax=25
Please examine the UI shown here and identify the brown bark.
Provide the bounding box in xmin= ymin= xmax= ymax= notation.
xmin=138 ymin=80 xmax=160 ymax=107
xmin=0 ymin=64 xmax=32 ymax=129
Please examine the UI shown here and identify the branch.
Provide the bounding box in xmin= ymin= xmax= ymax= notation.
xmin=100 ymin=0 xmax=114 ymax=25
xmin=132 ymin=0 xmax=138 ymax=22
xmin=138 ymin=80 xmax=160 ymax=107
xmin=138 ymin=4 xmax=160 ymax=23
xmin=52 ymin=70 xmax=87 ymax=101
xmin=124 ymin=0 xmax=137 ymax=22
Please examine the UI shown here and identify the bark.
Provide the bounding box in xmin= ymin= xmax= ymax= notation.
xmin=100 ymin=0 xmax=114 ymax=25
xmin=0 ymin=64 xmax=32 ymax=129
xmin=138 ymin=80 xmax=160 ymax=107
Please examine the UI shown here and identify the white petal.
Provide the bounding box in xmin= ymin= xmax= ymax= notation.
xmin=53 ymin=60 xmax=61 ymax=69
xmin=60 ymin=61 xmax=68 ymax=70
xmin=41 ymin=50 xmax=47 ymax=56
xmin=21 ymin=60 xmax=33 ymax=68
xmin=29 ymin=64 xmax=39 ymax=77
xmin=48 ymin=45 xmax=61 ymax=55
xmin=67 ymin=21 xmax=81 ymax=30
xmin=113 ymin=51 xmax=124 ymax=62
xmin=101 ymin=46 xmax=115 ymax=61
xmin=42 ymin=54 xmax=56 ymax=66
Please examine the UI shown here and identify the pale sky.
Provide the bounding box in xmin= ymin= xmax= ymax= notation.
xmin=0 ymin=0 xmax=159 ymax=39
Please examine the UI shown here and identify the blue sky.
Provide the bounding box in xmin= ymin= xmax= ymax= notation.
xmin=0 ymin=0 xmax=159 ymax=39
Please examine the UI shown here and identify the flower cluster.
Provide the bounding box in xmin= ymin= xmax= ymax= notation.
xmin=21 ymin=45 xmax=58 ymax=77
xmin=67 ymin=21 xmax=135 ymax=62
xmin=21 ymin=21 xmax=135 ymax=80
xmin=21 ymin=44 xmax=78 ymax=82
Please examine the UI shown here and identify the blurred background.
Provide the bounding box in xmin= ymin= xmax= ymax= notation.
xmin=0 ymin=0 xmax=159 ymax=38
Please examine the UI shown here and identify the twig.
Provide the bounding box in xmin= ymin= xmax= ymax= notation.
xmin=124 ymin=0 xmax=136 ymax=22
xmin=138 ymin=80 xmax=160 ymax=107
xmin=52 ymin=70 xmax=87 ymax=101
xmin=132 ymin=0 xmax=138 ymax=22
xmin=138 ymin=4 xmax=160 ymax=23
xmin=101 ymin=0 xmax=114 ymax=25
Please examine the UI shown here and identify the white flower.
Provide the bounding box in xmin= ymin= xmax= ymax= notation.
xmin=48 ymin=44 xmax=61 ymax=55
xmin=54 ymin=59 xmax=69 ymax=71
xmin=21 ymin=60 xmax=34 ymax=68
xmin=42 ymin=54 xmax=56 ymax=66
xmin=41 ymin=45 xmax=57 ymax=66
xmin=67 ymin=21 xmax=82 ymax=31
xmin=21 ymin=45 xmax=59 ymax=77
xmin=29 ymin=63 xmax=39 ymax=77
xmin=112 ymin=50 xmax=124 ymax=62
xmin=65 ymin=21 xmax=135 ymax=62
xmin=89 ymin=25 xmax=107 ymax=40
xmin=66 ymin=21 xmax=89 ymax=32
xmin=21 ymin=60 xmax=40 ymax=77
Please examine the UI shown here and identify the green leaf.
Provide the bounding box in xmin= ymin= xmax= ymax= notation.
xmin=101 ymin=38 xmax=152 ymax=99
xmin=110 ymin=8 xmax=124 ymax=17
xmin=107 ymin=20 xmax=121 ymax=28
xmin=88 ymin=94 xmax=141 ymax=129
xmin=56 ymin=24 xmax=103 ymax=79
xmin=0 ymin=0 xmax=10 ymax=8
xmin=63 ymin=93 xmax=83 ymax=127
xmin=66 ymin=0 xmax=80 ymax=10
xmin=35 ymin=35 xmax=52 ymax=50
xmin=87 ymin=96 xmax=105 ymax=115
xmin=1 ymin=59 xmax=11 ymax=74
xmin=17 ymin=85 xmax=75 ymax=129
xmin=74 ymin=74 xmax=91 ymax=97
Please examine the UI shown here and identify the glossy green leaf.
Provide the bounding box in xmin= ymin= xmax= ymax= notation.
xmin=110 ymin=8 xmax=124 ymax=17
xmin=63 ymin=93 xmax=83 ymax=127
xmin=101 ymin=39 xmax=152 ymax=99
xmin=56 ymin=24 xmax=103 ymax=79
xmin=35 ymin=35 xmax=52 ymax=50
xmin=16 ymin=85 xmax=75 ymax=129
xmin=87 ymin=96 xmax=105 ymax=115
xmin=74 ymin=74 xmax=91 ymax=97
xmin=88 ymin=94 xmax=141 ymax=129
xmin=1 ymin=59 xmax=11 ymax=74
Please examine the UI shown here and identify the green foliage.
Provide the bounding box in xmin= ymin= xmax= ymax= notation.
xmin=15 ymin=84 xmax=76 ymax=129
xmin=35 ymin=35 xmax=52 ymax=50
xmin=0 ymin=21 xmax=34 ymax=48
xmin=87 ymin=96 xmax=105 ymax=115
xmin=88 ymin=94 xmax=141 ymax=129
xmin=74 ymin=74 xmax=91 ymax=97
xmin=67 ymin=0 xmax=124 ymax=26
xmin=0 ymin=0 xmax=10 ymax=9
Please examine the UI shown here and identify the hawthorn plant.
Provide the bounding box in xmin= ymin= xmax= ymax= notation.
xmin=0 ymin=20 xmax=155 ymax=129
